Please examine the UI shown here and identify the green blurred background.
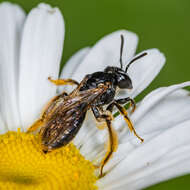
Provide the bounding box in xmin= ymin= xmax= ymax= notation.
xmin=2 ymin=0 xmax=190 ymax=189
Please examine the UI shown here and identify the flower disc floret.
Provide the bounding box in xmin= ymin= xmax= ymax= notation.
xmin=0 ymin=130 xmax=97 ymax=190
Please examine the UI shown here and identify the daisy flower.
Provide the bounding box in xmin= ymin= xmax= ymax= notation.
xmin=0 ymin=2 xmax=190 ymax=190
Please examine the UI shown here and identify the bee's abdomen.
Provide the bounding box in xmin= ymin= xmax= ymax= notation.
xmin=41 ymin=103 xmax=87 ymax=151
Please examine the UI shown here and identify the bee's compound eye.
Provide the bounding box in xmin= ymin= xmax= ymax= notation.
xmin=118 ymin=79 xmax=133 ymax=89
xmin=117 ymin=74 xmax=133 ymax=89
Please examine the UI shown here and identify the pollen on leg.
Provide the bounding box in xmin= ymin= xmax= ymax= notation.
xmin=0 ymin=130 xmax=97 ymax=190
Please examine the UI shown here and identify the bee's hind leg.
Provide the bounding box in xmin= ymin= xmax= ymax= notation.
xmin=48 ymin=77 xmax=79 ymax=86
xmin=91 ymin=106 xmax=118 ymax=177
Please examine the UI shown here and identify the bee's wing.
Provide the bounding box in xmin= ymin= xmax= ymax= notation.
xmin=41 ymin=85 xmax=109 ymax=148
xmin=61 ymin=84 xmax=109 ymax=111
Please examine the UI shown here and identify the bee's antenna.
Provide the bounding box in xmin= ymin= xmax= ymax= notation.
xmin=120 ymin=35 xmax=124 ymax=70
xmin=125 ymin=52 xmax=147 ymax=73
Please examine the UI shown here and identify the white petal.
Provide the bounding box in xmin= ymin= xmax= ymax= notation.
xmin=104 ymin=159 xmax=190 ymax=190
xmin=98 ymin=120 xmax=190 ymax=190
xmin=0 ymin=2 xmax=25 ymax=130
xmin=77 ymin=83 xmax=190 ymax=163
xmin=127 ymin=145 xmax=190 ymax=190
xmin=113 ymin=82 xmax=190 ymax=137
xmin=134 ymin=89 xmax=190 ymax=135
xmin=71 ymin=30 xmax=138 ymax=82
xmin=19 ymin=3 xmax=64 ymax=130
xmin=119 ymin=49 xmax=165 ymax=99
xmin=101 ymin=89 xmax=190 ymax=172
xmin=101 ymin=84 xmax=190 ymax=171
xmin=0 ymin=114 xmax=7 ymax=134
xmin=59 ymin=47 xmax=90 ymax=92
xmin=60 ymin=47 xmax=90 ymax=79
xmin=128 ymin=163 xmax=190 ymax=190
xmin=132 ymin=81 xmax=190 ymax=124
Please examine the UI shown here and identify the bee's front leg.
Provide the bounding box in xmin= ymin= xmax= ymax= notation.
xmin=107 ymin=100 xmax=143 ymax=143
xmin=107 ymin=97 xmax=136 ymax=113
xmin=48 ymin=77 xmax=79 ymax=86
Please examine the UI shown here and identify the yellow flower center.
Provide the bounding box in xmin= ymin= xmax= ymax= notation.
xmin=0 ymin=130 xmax=97 ymax=190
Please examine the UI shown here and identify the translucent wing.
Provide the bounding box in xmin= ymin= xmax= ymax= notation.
xmin=40 ymin=84 xmax=108 ymax=151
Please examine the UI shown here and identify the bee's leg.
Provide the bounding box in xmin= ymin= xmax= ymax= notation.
xmin=91 ymin=106 xmax=118 ymax=177
xmin=92 ymin=107 xmax=112 ymax=129
xmin=107 ymin=97 xmax=136 ymax=113
xmin=48 ymin=77 xmax=79 ymax=86
xmin=27 ymin=119 xmax=44 ymax=133
xmin=100 ymin=119 xmax=118 ymax=177
xmin=107 ymin=101 xmax=143 ymax=143
xmin=92 ymin=107 xmax=113 ymax=122
xmin=27 ymin=93 xmax=68 ymax=134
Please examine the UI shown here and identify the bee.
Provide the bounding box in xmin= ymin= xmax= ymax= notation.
xmin=27 ymin=35 xmax=147 ymax=176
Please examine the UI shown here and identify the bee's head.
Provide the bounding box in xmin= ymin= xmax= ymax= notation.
xmin=104 ymin=35 xmax=147 ymax=89
xmin=104 ymin=66 xmax=132 ymax=89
